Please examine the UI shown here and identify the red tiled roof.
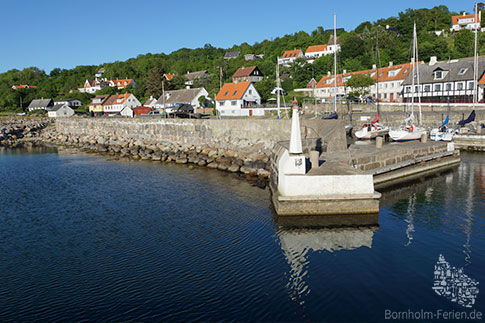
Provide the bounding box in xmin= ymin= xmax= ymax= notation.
xmin=133 ymin=106 xmax=152 ymax=116
xmin=110 ymin=79 xmax=133 ymax=87
xmin=216 ymin=82 xmax=251 ymax=100
xmin=233 ymin=66 xmax=257 ymax=78
xmin=282 ymin=49 xmax=302 ymax=58
xmin=306 ymin=45 xmax=328 ymax=53
xmin=452 ymin=13 xmax=480 ymax=26
xmin=12 ymin=84 xmax=37 ymax=89
xmin=316 ymin=62 xmax=421 ymax=88
xmin=164 ymin=73 xmax=176 ymax=81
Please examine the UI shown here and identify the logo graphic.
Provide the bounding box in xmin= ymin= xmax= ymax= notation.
xmin=432 ymin=254 xmax=479 ymax=308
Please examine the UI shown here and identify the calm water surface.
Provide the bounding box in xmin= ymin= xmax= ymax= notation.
xmin=0 ymin=147 xmax=484 ymax=322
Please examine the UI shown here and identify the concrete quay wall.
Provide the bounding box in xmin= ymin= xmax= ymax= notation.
xmin=56 ymin=118 xmax=347 ymax=154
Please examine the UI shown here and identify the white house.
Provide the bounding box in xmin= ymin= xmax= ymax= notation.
xmin=47 ymin=104 xmax=75 ymax=118
xmin=278 ymin=49 xmax=304 ymax=66
xmin=305 ymin=44 xmax=340 ymax=63
xmin=143 ymin=96 xmax=157 ymax=108
xmin=120 ymin=106 xmax=134 ymax=118
xmin=154 ymin=87 xmax=209 ymax=110
xmin=216 ymin=82 xmax=262 ymax=116
xmin=402 ymin=56 xmax=485 ymax=103
xmin=103 ymin=93 xmax=141 ymax=114
xmin=314 ymin=61 xmax=416 ymax=103
xmin=451 ymin=12 xmax=482 ymax=32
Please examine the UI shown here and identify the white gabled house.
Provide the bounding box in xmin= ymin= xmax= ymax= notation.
xmin=278 ymin=49 xmax=304 ymax=66
xmin=216 ymin=82 xmax=262 ymax=116
xmin=47 ymin=103 xmax=75 ymax=118
xmin=154 ymin=87 xmax=209 ymax=111
xmin=103 ymin=93 xmax=141 ymax=115
xmin=451 ymin=12 xmax=483 ymax=32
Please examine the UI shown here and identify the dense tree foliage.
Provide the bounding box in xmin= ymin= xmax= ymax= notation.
xmin=1 ymin=5 xmax=482 ymax=109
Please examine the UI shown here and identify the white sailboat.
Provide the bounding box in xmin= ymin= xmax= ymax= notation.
xmin=355 ymin=37 xmax=388 ymax=140
xmin=430 ymin=60 xmax=455 ymax=142
xmin=389 ymin=22 xmax=427 ymax=142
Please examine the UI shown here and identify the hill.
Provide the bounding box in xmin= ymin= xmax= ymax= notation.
xmin=1 ymin=5 xmax=483 ymax=110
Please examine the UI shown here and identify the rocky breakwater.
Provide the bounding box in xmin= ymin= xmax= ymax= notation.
xmin=0 ymin=118 xmax=51 ymax=147
xmin=40 ymin=131 xmax=272 ymax=183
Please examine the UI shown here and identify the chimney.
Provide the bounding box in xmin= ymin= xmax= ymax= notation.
xmin=372 ymin=64 xmax=377 ymax=69
xmin=343 ymin=69 xmax=347 ymax=74
xmin=429 ymin=56 xmax=438 ymax=66
xmin=463 ymin=12 xmax=466 ymax=16
xmin=389 ymin=61 xmax=393 ymax=67
xmin=327 ymin=71 xmax=331 ymax=76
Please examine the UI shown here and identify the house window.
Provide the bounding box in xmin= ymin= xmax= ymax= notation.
xmin=435 ymin=84 xmax=441 ymax=91
xmin=405 ymin=86 xmax=411 ymax=93
xmin=233 ymin=90 xmax=238 ymax=95
xmin=248 ymin=90 xmax=252 ymax=95
xmin=457 ymin=82 xmax=464 ymax=90
xmin=458 ymin=68 xmax=468 ymax=75
xmin=434 ymin=71 xmax=444 ymax=79
xmin=469 ymin=81 xmax=475 ymax=90
xmin=224 ymin=91 xmax=228 ymax=96
xmin=446 ymin=83 xmax=452 ymax=91
xmin=231 ymin=101 xmax=237 ymax=106
xmin=424 ymin=85 xmax=431 ymax=92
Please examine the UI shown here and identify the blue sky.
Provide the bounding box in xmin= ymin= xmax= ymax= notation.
xmin=0 ymin=0 xmax=471 ymax=73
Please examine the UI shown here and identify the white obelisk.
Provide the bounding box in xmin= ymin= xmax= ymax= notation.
xmin=286 ymin=98 xmax=306 ymax=174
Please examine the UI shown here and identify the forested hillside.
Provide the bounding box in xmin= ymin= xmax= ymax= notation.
xmin=1 ymin=5 xmax=483 ymax=110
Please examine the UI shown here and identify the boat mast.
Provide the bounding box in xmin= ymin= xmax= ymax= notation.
xmin=410 ymin=22 xmax=416 ymax=122
xmin=473 ymin=2 xmax=479 ymax=108
xmin=333 ymin=13 xmax=337 ymax=113
xmin=376 ymin=30 xmax=380 ymax=116
xmin=415 ymin=23 xmax=422 ymax=126
xmin=276 ymin=58 xmax=281 ymax=119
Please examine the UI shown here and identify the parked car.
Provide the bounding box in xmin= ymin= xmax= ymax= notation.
xmin=145 ymin=110 xmax=160 ymax=115
xmin=347 ymin=96 xmax=361 ymax=104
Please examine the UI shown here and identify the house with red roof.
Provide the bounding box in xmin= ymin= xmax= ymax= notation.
xmin=108 ymin=79 xmax=135 ymax=89
xmin=315 ymin=61 xmax=417 ymax=103
xmin=278 ymin=48 xmax=303 ymax=66
xmin=215 ymin=82 xmax=262 ymax=116
xmin=103 ymin=93 xmax=141 ymax=115
xmin=232 ymin=66 xmax=264 ymax=83
xmin=451 ymin=12 xmax=482 ymax=32
xmin=12 ymin=84 xmax=37 ymax=90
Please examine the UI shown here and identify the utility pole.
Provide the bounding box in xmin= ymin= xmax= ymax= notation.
xmin=162 ymin=80 xmax=166 ymax=117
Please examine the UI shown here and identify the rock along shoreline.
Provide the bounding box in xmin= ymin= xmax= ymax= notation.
xmin=0 ymin=118 xmax=271 ymax=187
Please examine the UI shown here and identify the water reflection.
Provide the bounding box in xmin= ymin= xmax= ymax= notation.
xmin=274 ymin=215 xmax=379 ymax=305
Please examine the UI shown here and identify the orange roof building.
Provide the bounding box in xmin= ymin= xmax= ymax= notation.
xmin=451 ymin=12 xmax=481 ymax=32
xmin=103 ymin=93 xmax=141 ymax=114
xmin=109 ymin=79 xmax=135 ymax=89
xmin=164 ymin=73 xmax=176 ymax=81
xmin=216 ymin=82 xmax=262 ymax=116
xmin=278 ymin=48 xmax=304 ymax=66
xmin=315 ymin=61 xmax=419 ymax=103
xmin=12 ymin=84 xmax=37 ymax=89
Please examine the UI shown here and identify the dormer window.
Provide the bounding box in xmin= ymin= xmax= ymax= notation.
xmin=458 ymin=68 xmax=468 ymax=75
xmin=434 ymin=71 xmax=444 ymax=80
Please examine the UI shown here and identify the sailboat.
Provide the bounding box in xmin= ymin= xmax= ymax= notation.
xmin=323 ymin=14 xmax=339 ymax=120
xmin=430 ymin=59 xmax=455 ymax=141
xmin=389 ymin=22 xmax=427 ymax=142
xmin=355 ymin=36 xmax=389 ymax=140
xmin=430 ymin=115 xmax=454 ymax=141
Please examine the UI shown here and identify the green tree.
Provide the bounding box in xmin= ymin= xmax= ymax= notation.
xmin=346 ymin=74 xmax=375 ymax=98
xmin=146 ymin=66 xmax=164 ymax=98
xmin=453 ymin=29 xmax=475 ymax=58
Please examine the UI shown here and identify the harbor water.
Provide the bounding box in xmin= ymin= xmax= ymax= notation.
xmin=0 ymin=147 xmax=484 ymax=322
